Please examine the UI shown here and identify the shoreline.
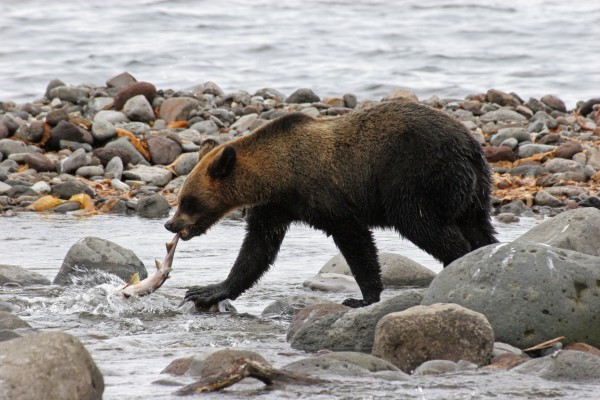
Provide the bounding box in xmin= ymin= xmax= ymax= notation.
xmin=1 ymin=73 xmax=600 ymax=221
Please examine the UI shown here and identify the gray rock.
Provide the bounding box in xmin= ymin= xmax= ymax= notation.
xmin=45 ymin=108 xmax=69 ymax=126
xmin=282 ymin=352 xmax=408 ymax=381
xmin=52 ymin=180 xmax=95 ymax=199
xmin=48 ymin=86 xmax=89 ymax=103
xmin=91 ymin=119 xmax=117 ymax=141
xmin=0 ymin=331 xmax=104 ymax=400
xmin=499 ymin=199 xmax=530 ymax=215
xmin=512 ymin=350 xmax=600 ymax=381
xmin=285 ymin=88 xmax=320 ymax=104
xmin=302 ymin=273 xmax=360 ymax=293
xmin=105 ymin=137 xmax=147 ymax=165
xmin=122 ymin=164 xmax=172 ymax=186
xmin=123 ymin=94 xmax=155 ymax=122
xmin=500 ymin=137 xmax=518 ymax=150
xmin=147 ymin=136 xmax=181 ymax=165
xmin=0 ymin=311 xmax=31 ymax=330
xmin=94 ymin=110 xmax=128 ymax=125
xmin=517 ymin=144 xmax=556 ymax=158
xmin=176 ymin=129 xmax=202 ymax=145
xmin=0 ymin=329 xmax=21 ymax=342
xmin=104 ymin=156 xmax=123 ymax=180
xmin=0 ymin=138 xmax=29 ymax=157
xmin=230 ymin=113 xmax=258 ymax=133
xmin=31 ymin=181 xmax=52 ymax=195
xmin=186 ymin=349 xmax=268 ymax=378
xmin=319 ymin=252 xmax=435 ymax=288
xmin=0 ymin=181 xmax=11 ymax=195
xmin=422 ymin=241 xmax=600 ymax=348
xmin=413 ymin=360 xmax=460 ymax=375
xmin=493 ymin=342 xmax=526 ymax=358
xmin=171 ymin=153 xmax=199 ymax=176
xmin=0 ymin=264 xmax=51 ymax=286
xmin=480 ymin=109 xmax=528 ymax=123
xmin=15 ymin=121 xmax=44 ymax=142
xmin=159 ymin=97 xmax=200 ymax=123
xmin=53 ymin=236 xmax=147 ymax=285
xmin=50 ymin=201 xmax=82 ymax=213
xmin=540 ymin=94 xmax=567 ymax=113
xmin=189 ymin=120 xmax=218 ymax=135
xmin=372 ymin=303 xmax=494 ymax=373
xmin=290 ymin=290 xmax=423 ymax=352
xmin=585 ymin=148 xmax=600 ymax=170
xmin=544 ymin=158 xmax=584 ymax=174
xmin=490 ymin=127 xmax=531 ymax=147
xmin=58 ymin=148 xmax=90 ymax=174
xmin=136 ymin=193 xmax=171 ymax=218
xmin=110 ymin=179 xmax=130 ymax=191
xmin=23 ymin=152 xmax=55 ymax=172
xmin=516 ymin=208 xmax=600 ymax=257
xmin=534 ymin=190 xmax=564 ymax=208
xmin=261 ymin=295 xmax=335 ymax=318
xmin=76 ymin=165 xmax=104 ymax=178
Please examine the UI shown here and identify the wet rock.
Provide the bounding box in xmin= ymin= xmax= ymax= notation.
xmin=0 ymin=331 xmax=104 ymax=400
xmin=0 ymin=329 xmax=21 ymax=342
xmin=517 ymin=144 xmax=556 ymax=158
xmin=104 ymin=137 xmax=147 ymax=165
xmin=186 ymin=349 xmax=268 ymax=378
xmin=53 ymin=236 xmax=147 ymax=285
xmin=261 ymin=295 xmax=335 ymax=319
xmin=48 ymin=120 xmax=93 ymax=151
xmin=483 ymin=352 xmax=528 ymax=370
xmin=518 ymin=208 xmax=600 ymax=255
xmin=499 ymin=199 xmax=530 ymax=215
xmin=58 ymin=148 xmax=90 ymax=174
xmin=372 ymin=303 xmax=494 ymax=373
xmin=147 ymin=136 xmax=182 ymax=165
xmin=541 ymin=94 xmax=567 ymax=113
xmin=285 ymin=88 xmax=320 ymax=104
xmin=483 ymin=146 xmax=515 ymax=162
xmin=512 ymin=350 xmax=600 ymax=381
xmin=0 ymin=138 xmax=29 ymax=157
xmin=0 ymin=311 xmax=31 ymax=330
xmin=303 ymin=273 xmax=360 ymax=292
xmin=290 ymin=290 xmax=424 ymax=352
xmin=422 ymin=241 xmax=600 ymax=348
xmin=159 ymin=97 xmax=199 ymax=123
xmin=495 ymin=213 xmax=520 ymax=224
xmin=51 ymin=180 xmax=95 ymax=199
xmin=113 ymin=81 xmax=157 ymax=111
xmin=161 ymin=357 xmax=193 ymax=376
xmin=287 ymin=303 xmax=350 ymax=342
xmin=50 ymin=201 xmax=81 ymax=213
xmin=122 ymin=164 xmax=172 ymax=186
xmin=554 ymin=141 xmax=583 ymax=159
xmin=319 ymin=252 xmax=436 ymax=288
xmin=104 ymin=156 xmax=123 ymax=180
xmin=282 ymin=351 xmax=408 ymax=381
xmin=136 ymin=193 xmax=170 ymax=218
xmin=0 ymin=264 xmax=51 ymax=286
xmin=413 ymin=359 xmax=478 ymax=375
xmin=23 ymin=152 xmax=55 ymax=172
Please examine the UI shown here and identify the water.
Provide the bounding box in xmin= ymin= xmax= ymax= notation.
xmin=3 ymin=212 xmax=600 ymax=399
xmin=1 ymin=1 xmax=599 ymax=108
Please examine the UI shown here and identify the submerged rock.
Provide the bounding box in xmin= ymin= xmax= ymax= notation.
xmin=0 ymin=264 xmax=51 ymax=286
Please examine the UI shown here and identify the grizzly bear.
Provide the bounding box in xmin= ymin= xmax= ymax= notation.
xmin=165 ymin=101 xmax=497 ymax=308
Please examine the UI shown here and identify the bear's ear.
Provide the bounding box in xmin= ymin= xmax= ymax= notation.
xmin=208 ymin=145 xmax=236 ymax=179
xmin=197 ymin=139 xmax=220 ymax=163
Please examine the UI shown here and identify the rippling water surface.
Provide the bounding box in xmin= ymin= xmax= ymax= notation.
xmin=3 ymin=212 xmax=600 ymax=399
xmin=1 ymin=0 xmax=599 ymax=107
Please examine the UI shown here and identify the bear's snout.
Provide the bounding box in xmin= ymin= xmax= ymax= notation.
xmin=164 ymin=218 xmax=176 ymax=233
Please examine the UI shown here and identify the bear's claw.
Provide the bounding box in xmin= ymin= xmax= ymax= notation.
xmin=179 ymin=283 xmax=229 ymax=308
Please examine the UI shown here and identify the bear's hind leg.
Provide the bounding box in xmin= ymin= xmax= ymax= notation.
xmin=327 ymin=223 xmax=384 ymax=307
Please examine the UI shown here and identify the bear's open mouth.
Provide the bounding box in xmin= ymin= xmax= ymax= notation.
xmin=180 ymin=227 xmax=194 ymax=241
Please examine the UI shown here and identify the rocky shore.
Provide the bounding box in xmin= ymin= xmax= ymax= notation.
xmin=1 ymin=73 xmax=599 ymax=219
xmin=2 ymin=74 xmax=600 ymax=398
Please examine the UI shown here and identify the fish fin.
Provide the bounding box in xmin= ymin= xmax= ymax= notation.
xmin=155 ymin=259 xmax=162 ymax=270
xmin=129 ymin=272 xmax=141 ymax=284
xmin=166 ymin=242 xmax=174 ymax=252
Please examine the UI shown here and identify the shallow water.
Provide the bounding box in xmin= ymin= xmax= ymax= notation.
xmin=2 ymin=212 xmax=600 ymax=399
xmin=1 ymin=0 xmax=599 ymax=108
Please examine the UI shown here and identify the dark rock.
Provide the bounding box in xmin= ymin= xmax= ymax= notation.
xmin=47 ymin=120 xmax=93 ymax=151
xmin=526 ymin=98 xmax=553 ymax=114
xmin=499 ymin=199 xmax=530 ymax=215
xmin=187 ymin=349 xmax=268 ymax=378
xmin=53 ymin=236 xmax=147 ymax=285
xmin=50 ymin=201 xmax=82 ymax=213
xmin=0 ymin=331 xmax=104 ymax=400
xmin=193 ymin=81 xmax=225 ymax=97
xmin=15 ymin=120 xmax=44 ymax=142
xmin=93 ymin=147 xmax=132 ymax=167
xmin=578 ymin=98 xmax=600 ymax=117
xmin=372 ymin=303 xmax=494 ymax=373
xmin=106 ymin=71 xmax=137 ymax=89
xmin=23 ymin=153 xmax=55 ymax=172
xmin=287 ymin=303 xmax=350 ymax=342
xmin=161 ymin=357 xmax=193 ymax=376
xmin=0 ymin=120 xmax=9 ymax=139
xmin=48 ymin=86 xmax=89 ymax=104
xmin=136 ymin=194 xmax=171 ymax=218
xmin=158 ymin=97 xmax=200 ymax=123
xmin=45 ymin=108 xmax=69 ymax=127
xmin=554 ymin=141 xmax=583 ymax=159
xmin=51 ymin=180 xmax=95 ymax=199
xmin=147 ymin=136 xmax=182 ymax=165
xmin=483 ymin=146 xmax=515 ymax=162
xmin=486 ymin=89 xmax=520 ymax=107
xmin=113 ymin=82 xmax=157 ymax=111
xmin=285 ymin=88 xmax=320 ymax=104
xmin=104 ymin=138 xmax=147 ymax=165
xmin=541 ymin=94 xmax=567 ymax=113
xmin=6 ymin=185 xmax=38 ymax=198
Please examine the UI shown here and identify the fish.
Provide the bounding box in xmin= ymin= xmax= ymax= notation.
xmin=119 ymin=233 xmax=180 ymax=298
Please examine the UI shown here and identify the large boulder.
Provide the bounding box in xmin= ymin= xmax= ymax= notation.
xmin=516 ymin=207 xmax=600 ymax=257
xmin=0 ymin=331 xmax=104 ymax=400
xmin=53 ymin=236 xmax=147 ymax=285
xmin=372 ymin=303 xmax=494 ymax=373
xmin=290 ymin=290 xmax=424 ymax=352
xmin=319 ymin=252 xmax=436 ymax=288
xmin=421 ymin=241 xmax=600 ymax=348
xmin=0 ymin=264 xmax=51 ymax=286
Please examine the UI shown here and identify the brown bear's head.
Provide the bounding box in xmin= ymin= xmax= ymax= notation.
xmin=164 ymin=139 xmax=238 ymax=240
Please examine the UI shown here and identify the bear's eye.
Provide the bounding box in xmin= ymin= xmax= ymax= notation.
xmin=179 ymin=195 xmax=200 ymax=214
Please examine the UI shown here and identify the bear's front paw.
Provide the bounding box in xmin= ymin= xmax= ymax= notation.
xmin=342 ymin=298 xmax=370 ymax=308
xmin=179 ymin=283 xmax=229 ymax=309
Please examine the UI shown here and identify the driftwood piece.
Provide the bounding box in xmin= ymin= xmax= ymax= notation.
xmin=175 ymin=358 xmax=328 ymax=396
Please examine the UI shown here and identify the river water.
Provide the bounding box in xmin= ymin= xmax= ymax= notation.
xmin=2 ymin=212 xmax=600 ymax=399
xmin=1 ymin=0 xmax=599 ymax=108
